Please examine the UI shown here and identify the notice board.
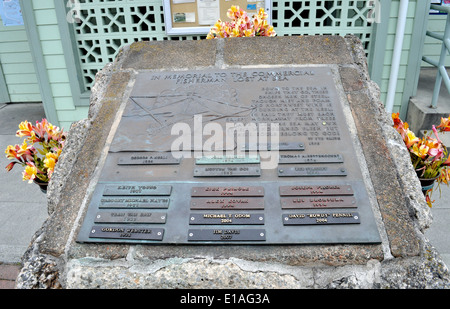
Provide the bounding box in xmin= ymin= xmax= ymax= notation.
xmin=163 ymin=0 xmax=272 ymax=35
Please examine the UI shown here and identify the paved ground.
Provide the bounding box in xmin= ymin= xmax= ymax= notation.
xmin=415 ymin=68 xmax=450 ymax=268
xmin=425 ymin=187 xmax=450 ymax=268
xmin=0 ymin=68 xmax=449 ymax=288
xmin=0 ymin=102 xmax=49 ymax=288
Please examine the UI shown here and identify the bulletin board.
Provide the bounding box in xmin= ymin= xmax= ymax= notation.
xmin=163 ymin=0 xmax=272 ymax=35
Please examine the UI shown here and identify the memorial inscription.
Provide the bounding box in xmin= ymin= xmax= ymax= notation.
xmin=191 ymin=186 xmax=265 ymax=197
xmin=189 ymin=213 xmax=265 ymax=225
xmin=196 ymin=155 xmax=260 ymax=165
xmin=94 ymin=211 xmax=167 ymax=224
xmin=77 ymin=66 xmax=381 ymax=245
xmin=279 ymin=185 xmax=354 ymax=196
xmin=103 ymin=184 xmax=172 ymax=196
xmin=278 ymin=154 xmax=343 ymax=164
xmin=242 ymin=142 xmax=305 ymax=151
xmin=278 ymin=167 xmax=347 ymax=177
xmin=118 ymin=153 xmax=180 ymax=165
xmin=99 ymin=197 xmax=170 ymax=209
xmin=190 ymin=197 xmax=265 ymax=210
xmin=282 ymin=212 xmax=360 ymax=225
xmin=194 ymin=166 xmax=261 ymax=177
xmin=188 ymin=229 xmax=266 ymax=241
xmin=89 ymin=226 xmax=164 ymax=241
xmin=281 ymin=196 xmax=356 ymax=209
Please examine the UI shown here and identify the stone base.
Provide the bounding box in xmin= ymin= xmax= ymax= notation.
xmin=15 ymin=36 xmax=449 ymax=289
xmin=406 ymin=97 xmax=450 ymax=135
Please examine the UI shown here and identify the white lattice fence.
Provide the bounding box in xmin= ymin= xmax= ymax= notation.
xmin=73 ymin=0 xmax=375 ymax=91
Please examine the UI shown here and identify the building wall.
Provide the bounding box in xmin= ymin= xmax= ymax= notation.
xmin=29 ymin=0 xmax=88 ymax=129
xmin=24 ymin=0 xmax=425 ymax=127
xmin=0 ymin=15 xmax=41 ymax=103
xmin=379 ymin=0 xmax=417 ymax=113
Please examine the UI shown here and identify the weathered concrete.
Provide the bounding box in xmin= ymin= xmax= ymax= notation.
xmin=16 ymin=36 xmax=450 ymax=289
xmin=406 ymin=67 xmax=450 ymax=135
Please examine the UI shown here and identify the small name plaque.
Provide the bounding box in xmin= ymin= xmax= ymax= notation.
xmin=118 ymin=153 xmax=180 ymax=165
xmin=188 ymin=229 xmax=266 ymax=241
xmin=94 ymin=211 xmax=167 ymax=224
xmin=189 ymin=213 xmax=265 ymax=225
xmin=242 ymin=142 xmax=305 ymax=151
xmin=99 ymin=197 xmax=170 ymax=209
xmin=279 ymin=185 xmax=354 ymax=196
xmin=196 ymin=155 xmax=260 ymax=165
xmin=279 ymin=154 xmax=343 ymax=164
xmin=283 ymin=212 xmax=360 ymax=225
xmin=194 ymin=166 xmax=261 ymax=177
xmin=278 ymin=167 xmax=347 ymax=177
xmin=281 ymin=196 xmax=356 ymax=209
xmin=191 ymin=197 xmax=264 ymax=209
xmin=191 ymin=186 xmax=264 ymax=197
xmin=89 ymin=226 xmax=164 ymax=241
xmin=103 ymin=184 xmax=172 ymax=196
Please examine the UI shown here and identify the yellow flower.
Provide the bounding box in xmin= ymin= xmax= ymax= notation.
xmin=16 ymin=120 xmax=33 ymax=138
xmin=18 ymin=140 xmax=28 ymax=153
xmin=44 ymin=152 xmax=58 ymax=171
xmin=5 ymin=145 xmax=18 ymax=159
xmin=227 ymin=5 xmax=241 ymax=20
xmin=411 ymin=143 xmax=429 ymax=159
xmin=256 ymin=8 xmax=268 ymax=20
xmin=437 ymin=115 xmax=450 ymax=132
xmin=404 ymin=129 xmax=420 ymax=148
xmin=22 ymin=163 xmax=37 ymax=183
xmin=243 ymin=29 xmax=254 ymax=37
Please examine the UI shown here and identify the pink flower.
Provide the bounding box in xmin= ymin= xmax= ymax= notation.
xmin=16 ymin=121 xmax=33 ymax=138
xmin=5 ymin=162 xmax=16 ymax=172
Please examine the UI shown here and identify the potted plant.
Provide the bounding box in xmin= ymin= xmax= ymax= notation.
xmin=392 ymin=113 xmax=450 ymax=207
xmin=206 ymin=6 xmax=276 ymax=39
xmin=4 ymin=119 xmax=66 ymax=193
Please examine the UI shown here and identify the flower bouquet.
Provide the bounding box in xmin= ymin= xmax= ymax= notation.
xmin=392 ymin=113 xmax=450 ymax=207
xmin=206 ymin=6 xmax=276 ymax=39
xmin=4 ymin=119 xmax=66 ymax=191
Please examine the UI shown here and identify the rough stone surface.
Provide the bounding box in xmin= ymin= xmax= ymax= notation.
xmin=47 ymin=118 xmax=90 ymax=215
xmin=39 ymin=70 xmax=133 ymax=258
xmin=223 ymin=36 xmax=354 ymax=66
xmin=16 ymin=36 xmax=450 ymax=289
xmin=120 ymin=39 xmax=217 ymax=70
xmin=16 ymin=228 xmax=62 ymax=289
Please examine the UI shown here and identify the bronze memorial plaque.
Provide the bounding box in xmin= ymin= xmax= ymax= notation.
xmin=282 ymin=212 xmax=360 ymax=225
xmin=103 ymin=184 xmax=172 ymax=196
xmin=94 ymin=211 xmax=167 ymax=224
xmin=77 ymin=66 xmax=381 ymax=245
xmin=190 ymin=197 xmax=265 ymax=210
xmin=194 ymin=165 xmax=261 ymax=177
xmin=191 ymin=186 xmax=265 ymax=197
xmin=118 ymin=152 xmax=180 ymax=165
xmin=278 ymin=154 xmax=343 ymax=164
xmin=188 ymin=229 xmax=266 ymax=241
xmin=281 ymin=196 xmax=357 ymax=209
xmin=99 ymin=197 xmax=170 ymax=209
xmin=189 ymin=213 xmax=265 ymax=225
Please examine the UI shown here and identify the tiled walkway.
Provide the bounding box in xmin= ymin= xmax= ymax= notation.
xmin=0 ymin=263 xmax=20 ymax=289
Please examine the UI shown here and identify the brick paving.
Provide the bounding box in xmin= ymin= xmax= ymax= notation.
xmin=0 ymin=263 xmax=21 ymax=289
